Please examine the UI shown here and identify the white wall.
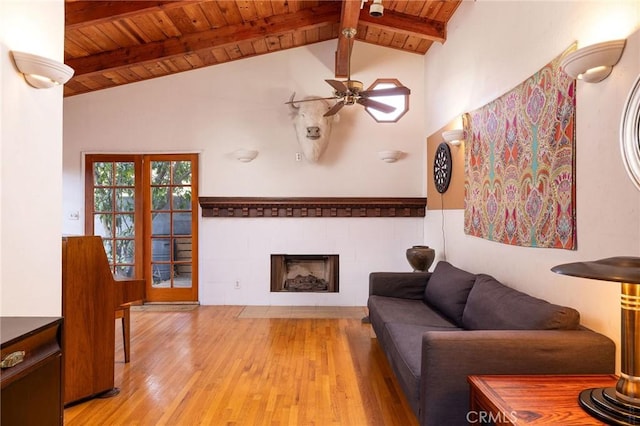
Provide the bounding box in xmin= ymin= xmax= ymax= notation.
xmin=423 ymin=0 xmax=640 ymax=369
xmin=201 ymin=217 xmax=424 ymax=306
xmin=63 ymin=40 xmax=426 ymax=306
xmin=0 ymin=0 xmax=65 ymax=316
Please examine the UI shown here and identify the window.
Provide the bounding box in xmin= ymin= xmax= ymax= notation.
xmin=365 ymin=78 xmax=409 ymax=123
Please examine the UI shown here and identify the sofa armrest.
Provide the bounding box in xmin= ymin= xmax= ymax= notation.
xmin=419 ymin=329 xmax=615 ymax=426
xmin=369 ymin=272 xmax=430 ymax=299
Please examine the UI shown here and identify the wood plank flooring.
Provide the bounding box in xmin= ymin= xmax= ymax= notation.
xmin=63 ymin=306 xmax=418 ymax=426
xmin=237 ymin=306 xmax=366 ymax=319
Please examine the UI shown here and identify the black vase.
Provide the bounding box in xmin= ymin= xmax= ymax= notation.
xmin=406 ymin=245 xmax=435 ymax=272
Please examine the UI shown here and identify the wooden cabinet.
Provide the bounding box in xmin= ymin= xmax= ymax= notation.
xmin=1 ymin=317 xmax=63 ymax=426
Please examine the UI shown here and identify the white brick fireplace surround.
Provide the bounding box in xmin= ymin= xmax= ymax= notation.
xmin=199 ymin=216 xmax=425 ymax=306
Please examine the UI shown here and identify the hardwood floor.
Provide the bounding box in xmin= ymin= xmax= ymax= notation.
xmin=64 ymin=306 xmax=418 ymax=426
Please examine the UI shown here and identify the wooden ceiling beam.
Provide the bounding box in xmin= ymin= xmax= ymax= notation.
xmin=334 ymin=1 xmax=446 ymax=78
xmin=359 ymin=10 xmax=446 ymax=43
xmin=335 ymin=0 xmax=361 ymax=78
xmin=67 ymin=2 xmax=341 ymax=76
xmin=65 ymin=0 xmax=182 ymax=30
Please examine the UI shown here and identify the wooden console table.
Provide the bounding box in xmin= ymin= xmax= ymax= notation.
xmin=468 ymin=374 xmax=618 ymax=425
xmin=1 ymin=317 xmax=63 ymax=426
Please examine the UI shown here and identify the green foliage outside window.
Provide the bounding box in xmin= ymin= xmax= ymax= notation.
xmin=92 ymin=160 xmax=192 ymax=276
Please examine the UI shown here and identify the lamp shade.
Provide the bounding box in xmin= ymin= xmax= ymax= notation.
xmin=551 ymin=257 xmax=640 ymax=283
xmin=552 ymin=256 xmax=640 ymax=424
xmin=10 ymin=51 xmax=74 ymax=89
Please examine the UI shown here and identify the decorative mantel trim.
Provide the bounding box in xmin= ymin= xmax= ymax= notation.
xmin=199 ymin=197 xmax=426 ymax=218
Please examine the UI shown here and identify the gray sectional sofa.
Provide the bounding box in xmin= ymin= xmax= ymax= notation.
xmin=367 ymin=261 xmax=616 ymax=426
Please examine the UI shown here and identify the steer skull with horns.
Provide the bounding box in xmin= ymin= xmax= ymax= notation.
xmin=288 ymin=93 xmax=339 ymax=163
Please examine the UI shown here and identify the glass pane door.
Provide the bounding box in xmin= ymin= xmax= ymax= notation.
xmin=145 ymin=154 xmax=198 ymax=302
xmin=86 ymin=156 xmax=142 ymax=278
xmin=85 ymin=154 xmax=198 ymax=303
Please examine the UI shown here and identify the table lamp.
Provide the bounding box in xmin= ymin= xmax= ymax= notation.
xmin=552 ymin=256 xmax=640 ymax=425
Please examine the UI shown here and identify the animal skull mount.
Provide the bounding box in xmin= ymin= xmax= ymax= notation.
xmin=289 ymin=93 xmax=339 ymax=163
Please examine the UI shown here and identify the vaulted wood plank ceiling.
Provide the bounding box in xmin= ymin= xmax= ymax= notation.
xmin=64 ymin=0 xmax=461 ymax=97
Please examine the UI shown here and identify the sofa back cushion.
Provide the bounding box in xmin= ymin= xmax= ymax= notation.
xmin=424 ymin=261 xmax=476 ymax=326
xmin=462 ymin=274 xmax=580 ymax=330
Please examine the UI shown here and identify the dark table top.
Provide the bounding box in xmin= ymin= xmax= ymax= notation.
xmin=1 ymin=317 xmax=62 ymax=347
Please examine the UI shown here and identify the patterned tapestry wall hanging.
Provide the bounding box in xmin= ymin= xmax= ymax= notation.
xmin=464 ymin=45 xmax=577 ymax=249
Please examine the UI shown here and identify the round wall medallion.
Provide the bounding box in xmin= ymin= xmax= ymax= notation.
xmin=621 ymin=74 xmax=640 ymax=192
xmin=434 ymin=142 xmax=452 ymax=193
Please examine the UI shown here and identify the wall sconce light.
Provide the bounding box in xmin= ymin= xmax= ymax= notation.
xmin=10 ymin=51 xmax=74 ymax=89
xmin=442 ymin=129 xmax=466 ymax=147
xmin=560 ymin=40 xmax=626 ymax=83
xmin=552 ymin=257 xmax=640 ymax=424
xmin=378 ymin=150 xmax=402 ymax=163
xmin=233 ymin=149 xmax=258 ymax=162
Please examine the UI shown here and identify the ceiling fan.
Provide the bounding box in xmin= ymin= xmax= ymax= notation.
xmin=286 ymin=27 xmax=411 ymax=117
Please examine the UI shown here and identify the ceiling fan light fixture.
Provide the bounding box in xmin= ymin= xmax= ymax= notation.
xmin=313 ymin=28 xmax=410 ymax=121
xmin=346 ymin=80 xmax=364 ymax=92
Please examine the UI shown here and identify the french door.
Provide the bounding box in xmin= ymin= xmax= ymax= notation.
xmin=85 ymin=154 xmax=198 ymax=303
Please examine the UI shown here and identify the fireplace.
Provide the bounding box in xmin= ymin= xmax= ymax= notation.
xmin=271 ymin=254 xmax=339 ymax=292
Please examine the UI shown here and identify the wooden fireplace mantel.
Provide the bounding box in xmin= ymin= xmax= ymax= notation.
xmin=198 ymin=197 xmax=426 ymax=218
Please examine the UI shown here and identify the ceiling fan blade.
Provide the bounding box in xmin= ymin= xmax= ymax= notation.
xmin=360 ymin=86 xmax=411 ymax=97
xmin=324 ymin=101 xmax=345 ymax=117
xmin=325 ymin=79 xmax=349 ymax=93
xmin=285 ymin=96 xmax=338 ymax=105
xmin=358 ymin=98 xmax=396 ymax=114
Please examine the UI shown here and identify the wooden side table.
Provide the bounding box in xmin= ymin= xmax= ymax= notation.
xmin=1 ymin=317 xmax=64 ymax=426
xmin=468 ymin=374 xmax=619 ymax=425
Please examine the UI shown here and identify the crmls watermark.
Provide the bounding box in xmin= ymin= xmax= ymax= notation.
xmin=467 ymin=410 xmax=518 ymax=424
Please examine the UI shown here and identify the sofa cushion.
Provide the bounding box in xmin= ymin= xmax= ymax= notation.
xmin=423 ymin=261 xmax=476 ymax=326
xmin=368 ymin=295 xmax=459 ymax=330
xmin=462 ymin=274 xmax=580 ymax=330
xmin=382 ymin=322 xmax=462 ymax=416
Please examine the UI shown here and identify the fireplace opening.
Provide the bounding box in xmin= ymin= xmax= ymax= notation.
xmin=271 ymin=254 xmax=339 ymax=292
